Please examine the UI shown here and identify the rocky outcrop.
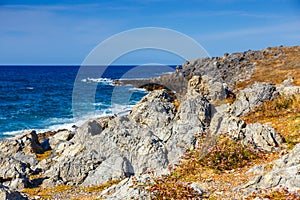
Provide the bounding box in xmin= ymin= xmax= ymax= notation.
xmin=244 ymin=123 xmax=283 ymax=152
xmin=241 ymin=143 xmax=300 ymax=194
xmin=39 ymin=88 xmax=213 ymax=188
xmin=130 ymin=90 xmax=176 ymax=127
xmin=100 ymin=174 xmax=153 ymax=199
xmin=1 ymin=46 xmax=298 ymax=199
xmin=0 ymin=131 xmax=46 ymax=190
xmin=277 ymin=77 xmax=300 ymax=96
xmin=230 ymin=82 xmax=276 ymax=117
xmin=0 ymin=184 xmax=27 ymax=200
xmin=187 ymin=75 xmax=227 ymax=102
xmin=0 ymin=156 xmax=31 ymax=189
xmin=114 ymin=48 xmax=283 ymax=99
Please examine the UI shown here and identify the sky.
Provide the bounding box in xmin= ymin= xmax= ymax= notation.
xmin=0 ymin=0 xmax=300 ymax=65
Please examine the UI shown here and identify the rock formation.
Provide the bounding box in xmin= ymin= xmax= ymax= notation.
xmin=0 ymin=46 xmax=299 ymax=199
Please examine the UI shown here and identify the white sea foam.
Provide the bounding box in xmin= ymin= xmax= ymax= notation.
xmin=25 ymin=87 xmax=34 ymax=90
xmin=128 ymin=87 xmax=147 ymax=92
xmin=93 ymin=102 xmax=105 ymax=106
xmin=81 ymin=77 xmax=113 ymax=85
xmin=2 ymin=130 xmax=23 ymax=136
xmin=1 ymin=106 xmax=132 ymax=137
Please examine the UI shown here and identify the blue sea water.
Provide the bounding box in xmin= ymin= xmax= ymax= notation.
xmin=0 ymin=65 xmax=175 ymax=138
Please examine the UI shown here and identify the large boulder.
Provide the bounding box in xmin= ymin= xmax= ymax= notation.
xmin=72 ymin=115 xmax=114 ymax=144
xmin=130 ymin=89 xmax=176 ymax=128
xmin=100 ymin=174 xmax=153 ymax=200
xmin=244 ymin=123 xmax=283 ymax=151
xmin=187 ymin=75 xmax=227 ymax=102
xmin=231 ymin=82 xmax=277 ymax=116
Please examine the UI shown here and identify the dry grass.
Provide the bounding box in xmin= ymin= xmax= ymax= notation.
xmin=36 ymin=150 xmax=52 ymax=161
xmin=245 ymin=187 xmax=300 ymax=200
xmin=172 ymin=101 xmax=180 ymax=111
xmin=22 ymin=179 xmax=121 ymax=200
xmin=146 ymin=134 xmax=281 ymax=199
xmin=22 ymin=184 xmax=74 ymax=199
xmin=236 ymin=46 xmax=300 ymax=89
xmin=242 ymin=94 xmax=300 ymax=150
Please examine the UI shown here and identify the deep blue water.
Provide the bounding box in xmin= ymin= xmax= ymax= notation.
xmin=0 ymin=65 xmax=175 ymax=138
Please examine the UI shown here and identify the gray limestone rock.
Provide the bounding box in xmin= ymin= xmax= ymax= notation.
xmin=100 ymin=174 xmax=153 ymax=200
xmin=130 ymin=89 xmax=176 ymax=128
xmin=241 ymin=144 xmax=300 ymax=195
xmin=187 ymin=75 xmax=227 ymax=102
xmin=231 ymin=82 xmax=277 ymax=116
xmin=0 ymin=156 xmax=30 ymax=189
xmin=0 ymin=184 xmax=27 ymax=200
xmin=244 ymin=123 xmax=283 ymax=151
xmin=41 ymin=88 xmax=212 ymax=187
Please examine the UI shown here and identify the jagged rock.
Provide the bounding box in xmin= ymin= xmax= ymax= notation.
xmin=72 ymin=116 xmax=114 ymax=144
xmin=241 ymin=143 xmax=300 ymax=195
xmin=175 ymin=95 xmax=211 ymax=127
xmin=42 ymin=142 xmax=99 ymax=185
xmin=0 ymin=184 xmax=27 ymax=200
xmin=41 ymin=88 xmax=212 ymax=187
xmin=82 ymin=154 xmax=134 ymax=186
xmin=22 ymin=131 xmax=44 ymax=154
xmin=244 ymin=123 xmax=283 ymax=151
xmin=277 ymin=77 xmax=300 ymax=96
xmin=130 ymin=89 xmax=176 ymax=128
xmin=0 ymin=139 xmax=38 ymax=168
xmin=279 ymin=86 xmax=300 ymax=96
xmin=0 ymin=156 xmax=31 ymax=189
xmin=0 ymin=130 xmax=44 ymax=156
xmin=100 ymin=174 xmax=153 ymax=200
xmin=215 ymin=115 xmax=246 ymax=139
xmin=231 ymin=82 xmax=277 ymax=116
xmin=47 ymin=130 xmax=73 ymax=149
xmin=0 ymin=131 xmax=47 ymax=190
xmin=187 ymin=75 xmax=227 ymax=102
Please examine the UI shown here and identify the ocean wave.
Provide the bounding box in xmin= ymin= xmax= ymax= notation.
xmin=112 ymin=103 xmax=134 ymax=116
xmin=128 ymin=88 xmax=147 ymax=92
xmin=25 ymin=87 xmax=34 ymax=90
xmin=2 ymin=118 xmax=77 ymax=137
xmin=2 ymin=130 xmax=23 ymax=136
xmin=93 ymin=102 xmax=106 ymax=106
xmin=1 ymin=107 xmax=129 ymax=137
xmin=81 ymin=77 xmax=113 ymax=85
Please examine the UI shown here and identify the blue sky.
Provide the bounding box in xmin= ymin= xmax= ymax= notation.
xmin=0 ymin=0 xmax=300 ymax=65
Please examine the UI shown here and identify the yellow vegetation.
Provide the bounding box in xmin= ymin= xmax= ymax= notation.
xmin=243 ymin=94 xmax=300 ymax=150
xmin=172 ymin=101 xmax=180 ymax=111
xmin=236 ymin=46 xmax=300 ymax=89
xmin=146 ymin=134 xmax=280 ymax=199
xmin=36 ymin=150 xmax=52 ymax=161
xmin=22 ymin=185 xmax=73 ymax=199
xmin=22 ymin=179 xmax=121 ymax=199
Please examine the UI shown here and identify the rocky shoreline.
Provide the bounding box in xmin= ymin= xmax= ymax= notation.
xmin=1 ymin=46 xmax=300 ymax=199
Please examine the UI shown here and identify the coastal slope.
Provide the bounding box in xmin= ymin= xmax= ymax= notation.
xmin=0 ymin=46 xmax=299 ymax=200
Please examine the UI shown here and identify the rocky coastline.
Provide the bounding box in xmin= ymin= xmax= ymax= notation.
xmin=1 ymin=46 xmax=300 ymax=199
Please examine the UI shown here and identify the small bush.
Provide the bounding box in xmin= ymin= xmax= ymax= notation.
xmin=188 ymin=134 xmax=260 ymax=172
xmin=146 ymin=134 xmax=261 ymax=199
xmin=147 ymin=175 xmax=203 ymax=199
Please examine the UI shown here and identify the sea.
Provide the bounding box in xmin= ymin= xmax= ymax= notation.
xmin=0 ymin=65 xmax=176 ymax=138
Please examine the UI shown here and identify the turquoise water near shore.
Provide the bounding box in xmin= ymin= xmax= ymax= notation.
xmin=0 ymin=65 xmax=175 ymax=137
